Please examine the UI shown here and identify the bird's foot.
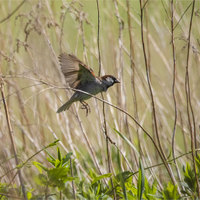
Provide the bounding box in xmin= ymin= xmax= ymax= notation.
xmin=80 ymin=101 xmax=91 ymax=116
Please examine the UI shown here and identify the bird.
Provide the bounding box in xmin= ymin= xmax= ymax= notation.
xmin=57 ymin=53 xmax=120 ymax=114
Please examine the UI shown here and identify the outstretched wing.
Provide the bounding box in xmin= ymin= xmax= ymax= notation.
xmin=58 ymin=53 xmax=96 ymax=88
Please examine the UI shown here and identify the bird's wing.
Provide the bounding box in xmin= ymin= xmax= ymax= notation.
xmin=58 ymin=53 xmax=96 ymax=88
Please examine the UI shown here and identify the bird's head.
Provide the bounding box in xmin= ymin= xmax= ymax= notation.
xmin=101 ymin=75 xmax=120 ymax=89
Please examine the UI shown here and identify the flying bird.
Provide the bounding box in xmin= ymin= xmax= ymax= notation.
xmin=57 ymin=53 xmax=120 ymax=114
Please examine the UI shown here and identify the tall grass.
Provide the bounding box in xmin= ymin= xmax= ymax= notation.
xmin=0 ymin=0 xmax=200 ymax=198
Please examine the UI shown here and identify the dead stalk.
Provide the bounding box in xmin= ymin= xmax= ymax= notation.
xmin=0 ymin=78 xmax=27 ymax=199
xmin=170 ymin=0 xmax=182 ymax=192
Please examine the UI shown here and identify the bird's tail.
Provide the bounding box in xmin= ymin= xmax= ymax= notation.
xmin=57 ymin=100 xmax=73 ymax=113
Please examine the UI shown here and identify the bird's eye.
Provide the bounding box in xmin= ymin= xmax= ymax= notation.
xmin=106 ymin=77 xmax=113 ymax=82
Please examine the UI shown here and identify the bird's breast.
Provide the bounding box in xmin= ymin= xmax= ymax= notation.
xmin=81 ymin=81 xmax=104 ymax=95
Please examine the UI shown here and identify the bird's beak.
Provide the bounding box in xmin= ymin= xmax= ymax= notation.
xmin=115 ymin=79 xmax=120 ymax=83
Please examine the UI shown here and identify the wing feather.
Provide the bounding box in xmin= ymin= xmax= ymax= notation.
xmin=59 ymin=53 xmax=96 ymax=88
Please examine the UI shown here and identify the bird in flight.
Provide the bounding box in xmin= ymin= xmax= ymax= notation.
xmin=57 ymin=53 xmax=120 ymax=114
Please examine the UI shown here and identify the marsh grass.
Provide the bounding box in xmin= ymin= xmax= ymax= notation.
xmin=0 ymin=0 xmax=200 ymax=198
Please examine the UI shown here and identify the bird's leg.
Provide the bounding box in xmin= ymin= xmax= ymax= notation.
xmin=80 ymin=101 xmax=87 ymax=110
xmin=80 ymin=101 xmax=91 ymax=115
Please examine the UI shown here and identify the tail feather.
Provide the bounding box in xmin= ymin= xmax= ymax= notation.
xmin=57 ymin=101 xmax=73 ymax=113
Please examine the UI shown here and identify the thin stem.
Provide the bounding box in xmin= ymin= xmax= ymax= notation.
xmin=0 ymin=0 xmax=26 ymax=24
xmin=96 ymin=1 xmax=116 ymax=198
xmin=59 ymin=9 xmax=67 ymax=53
xmin=170 ymin=0 xmax=182 ymax=192
xmin=70 ymin=158 xmax=76 ymax=199
xmin=126 ymin=0 xmax=140 ymax=169
xmin=184 ymin=0 xmax=199 ymax=197
xmin=0 ymin=193 xmax=22 ymax=199
xmin=79 ymin=12 xmax=88 ymax=64
xmin=173 ymin=2 xmax=193 ymax=31
xmin=0 ymin=79 xmax=27 ymax=199
xmin=75 ymin=112 xmax=103 ymax=175
xmin=139 ymin=0 xmax=176 ymax=185
xmin=96 ymin=0 xmax=102 ymax=77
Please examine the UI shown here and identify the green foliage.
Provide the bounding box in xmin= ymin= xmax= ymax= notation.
xmin=4 ymin=151 xmax=200 ymax=199
xmin=116 ymin=149 xmax=128 ymax=200
xmin=3 ymin=145 xmax=200 ymax=199
xmin=0 ymin=183 xmax=9 ymax=200
xmin=183 ymin=162 xmax=196 ymax=193
xmin=195 ymin=154 xmax=200 ymax=173
xmin=113 ymin=171 xmax=136 ymax=199
xmin=162 ymin=182 xmax=180 ymax=200
xmin=27 ymin=190 xmax=33 ymax=200
xmin=181 ymin=154 xmax=200 ymax=198
xmin=77 ymin=170 xmax=112 ymax=199
xmin=137 ymin=159 xmax=145 ymax=200
xmin=33 ymin=147 xmax=75 ymax=198
xmin=74 ymin=153 xmax=200 ymax=199
xmin=143 ymin=178 xmax=158 ymax=200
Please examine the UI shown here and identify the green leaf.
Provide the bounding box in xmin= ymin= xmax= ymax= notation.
xmin=46 ymin=156 xmax=56 ymax=166
xmin=64 ymin=176 xmax=76 ymax=181
xmin=27 ymin=191 xmax=32 ymax=200
xmin=116 ymin=149 xmax=127 ymax=200
xmin=54 ymin=159 xmax=61 ymax=168
xmin=163 ymin=182 xmax=180 ymax=200
xmin=91 ymin=173 xmax=112 ymax=185
xmin=195 ymin=154 xmax=200 ymax=174
xmin=46 ymin=150 xmax=56 ymax=165
xmin=137 ymin=159 xmax=145 ymax=200
xmin=114 ymin=129 xmax=139 ymax=156
xmin=46 ymin=139 xmax=60 ymax=148
xmin=62 ymin=152 xmax=73 ymax=165
xmin=125 ymin=175 xmax=137 ymax=196
xmin=47 ymin=167 xmax=75 ymax=189
xmin=96 ymin=182 xmax=101 ymax=195
xmin=34 ymin=174 xmax=48 ymax=186
xmin=89 ymin=170 xmax=97 ymax=179
xmin=57 ymin=147 xmax=62 ymax=161
xmin=32 ymin=161 xmax=48 ymax=173
xmin=48 ymin=167 xmax=70 ymax=181
xmin=115 ymin=171 xmax=133 ymax=182
xmin=144 ymin=178 xmax=157 ymax=199
xmin=183 ymin=162 xmax=196 ymax=192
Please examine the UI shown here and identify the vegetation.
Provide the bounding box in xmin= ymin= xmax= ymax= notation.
xmin=0 ymin=0 xmax=200 ymax=199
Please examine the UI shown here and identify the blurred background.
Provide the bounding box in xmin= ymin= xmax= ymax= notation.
xmin=0 ymin=0 xmax=200 ymax=198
